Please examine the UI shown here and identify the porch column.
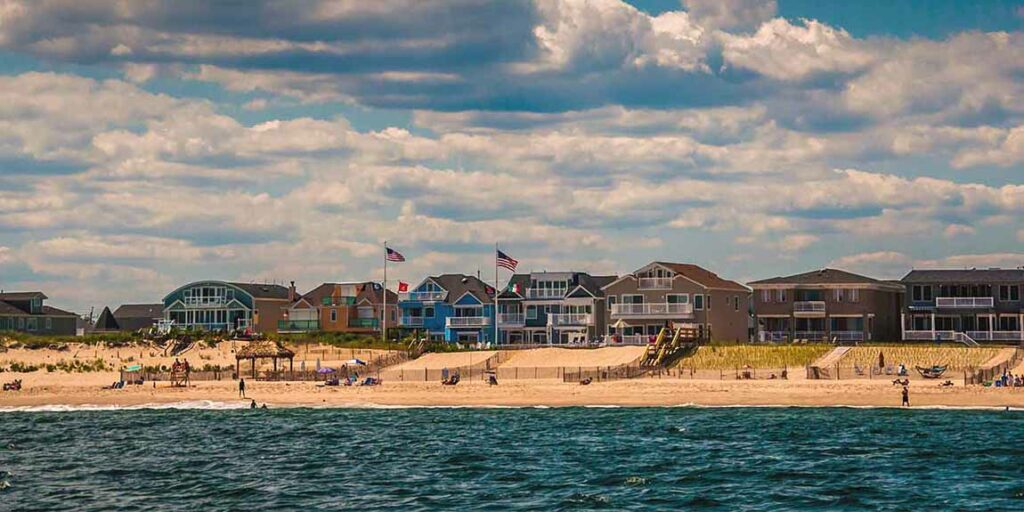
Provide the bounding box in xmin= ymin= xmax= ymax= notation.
xmin=930 ymin=312 xmax=935 ymax=339
xmin=989 ymin=313 xmax=994 ymax=339
xmin=900 ymin=312 xmax=905 ymax=341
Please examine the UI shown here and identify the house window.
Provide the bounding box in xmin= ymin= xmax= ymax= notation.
xmin=330 ymin=309 xmax=337 ymax=322
xmin=621 ymin=294 xmax=643 ymax=304
xmin=776 ymin=289 xmax=787 ymax=302
xmin=666 ymin=294 xmax=689 ymax=304
xmin=761 ymin=290 xmax=771 ymax=303
xmin=425 ymin=307 xmax=435 ymax=318
xmin=45 ymin=317 xmax=52 ymax=330
xmin=999 ymin=285 xmax=1020 ymax=302
xmin=913 ymin=285 xmax=933 ymax=302
xmin=608 ymin=296 xmax=617 ymax=311
xmin=694 ymin=295 xmax=704 ymax=310
xmin=526 ymin=306 xmax=537 ymax=320
xmin=834 ymin=289 xmax=843 ymax=302
xmin=734 ymin=296 xmax=740 ymax=311
xmin=27 ymin=318 xmax=37 ymax=331
xmin=17 ymin=317 xmax=24 ymax=329
xmin=706 ymin=295 xmax=711 ymax=310
xmin=849 ymin=289 xmax=859 ymax=302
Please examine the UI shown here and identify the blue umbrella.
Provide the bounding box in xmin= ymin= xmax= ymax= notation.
xmin=317 ymin=367 xmax=336 ymax=374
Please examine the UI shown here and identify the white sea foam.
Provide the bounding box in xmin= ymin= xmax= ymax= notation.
xmin=0 ymin=400 xmax=249 ymax=413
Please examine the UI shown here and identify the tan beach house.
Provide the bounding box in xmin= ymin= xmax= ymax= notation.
xmin=749 ymin=268 xmax=904 ymax=343
xmin=279 ymin=282 xmax=397 ymax=334
xmin=601 ymin=262 xmax=751 ymax=343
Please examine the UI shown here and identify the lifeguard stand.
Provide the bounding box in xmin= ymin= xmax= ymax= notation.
xmin=170 ymin=367 xmax=190 ymax=387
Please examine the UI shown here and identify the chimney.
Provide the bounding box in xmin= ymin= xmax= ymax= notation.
xmin=288 ymin=281 xmax=296 ymax=302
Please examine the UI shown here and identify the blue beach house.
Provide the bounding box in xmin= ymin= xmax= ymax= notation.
xmin=398 ymin=274 xmax=496 ymax=343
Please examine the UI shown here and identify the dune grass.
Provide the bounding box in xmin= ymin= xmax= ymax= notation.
xmin=840 ymin=345 xmax=1004 ymax=371
xmin=674 ymin=344 xmax=833 ymax=370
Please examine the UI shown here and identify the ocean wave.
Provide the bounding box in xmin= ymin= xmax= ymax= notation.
xmin=0 ymin=400 xmax=249 ymax=413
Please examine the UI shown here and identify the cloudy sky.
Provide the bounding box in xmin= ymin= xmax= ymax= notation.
xmin=1 ymin=0 xmax=1024 ymax=313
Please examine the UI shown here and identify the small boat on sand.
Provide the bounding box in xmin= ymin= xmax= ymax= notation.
xmin=916 ymin=365 xmax=948 ymax=379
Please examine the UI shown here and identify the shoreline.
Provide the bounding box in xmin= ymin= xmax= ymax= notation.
xmin=4 ymin=376 xmax=1024 ymax=411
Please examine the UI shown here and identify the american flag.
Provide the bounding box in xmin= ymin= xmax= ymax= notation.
xmin=386 ymin=247 xmax=405 ymax=262
xmin=496 ymin=249 xmax=518 ymax=271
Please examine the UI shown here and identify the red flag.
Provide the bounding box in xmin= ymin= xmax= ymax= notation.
xmin=398 ymin=282 xmax=409 ymax=292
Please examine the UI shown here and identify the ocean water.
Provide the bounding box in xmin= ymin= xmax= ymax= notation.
xmin=1 ymin=406 xmax=1023 ymax=510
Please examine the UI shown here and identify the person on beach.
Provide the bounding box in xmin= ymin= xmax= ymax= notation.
xmin=239 ymin=378 xmax=246 ymax=398
xmin=901 ymin=386 xmax=910 ymax=407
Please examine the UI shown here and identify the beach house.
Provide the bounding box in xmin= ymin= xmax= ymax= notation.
xmin=0 ymin=291 xmax=78 ymax=336
xmin=900 ymin=268 xmax=1024 ymax=343
xmin=601 ymin=262 xmax=750 ymax=343
xmin=397 ymin=274 xmax=496 ymax=343
xmin=162 ymin=280 xmax=295 ymax=333
xmin=749 ymin=268 xmax=904 ymax=343
xmin=497 ymin=271 xmax=616 ymax=344
xmin=279 ymin=282 xmax=397 ymax=334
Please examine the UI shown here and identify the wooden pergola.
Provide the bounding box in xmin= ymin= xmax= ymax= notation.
xmin=235 ymin=341 xmax=295 ymax=380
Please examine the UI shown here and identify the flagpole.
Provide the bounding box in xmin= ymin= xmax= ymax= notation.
xmin=382 ymin=240 xmax=387 ymax=346
xmin=494 ymin=242 xmax=499 ymax=346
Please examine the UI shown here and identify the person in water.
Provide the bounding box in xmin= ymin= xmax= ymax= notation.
xmin=250 ymin=399 xmax=257 ymax=409
xmin=239 ymin=378 xmax=246 ymax=398
xmin=901 ymin=386 xmax=910 ymax=407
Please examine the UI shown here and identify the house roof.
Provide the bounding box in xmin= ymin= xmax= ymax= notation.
xmin=654 ymin=262 xmax=749 ymax=292
xmin=901 ymin=268 xmax=1024 ymax=284
xmin=41 ymin=305 xmax=76 ymax=317
xmin=94 ymin=307 xmax=121 ymax=331
xmin=229 ymin=282 xmax=291 ymax=300
xmin=113 ymin=304 xmax=164 ymax=319
xmin=0 ymin=302 xmax=26 ymax=315
xmin=498 ymin=274 xmax=531 ymax=299
xmin=749 ymin=268 xmax=892 ymax=286
xmin=294 ymin=282 xmax=397 ymax=307
xmin=432 ymin=274 xmax=494 ymax=303
xmin=0 ymin=291 xmax=47 ymax=301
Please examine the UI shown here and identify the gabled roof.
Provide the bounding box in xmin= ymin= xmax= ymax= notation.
xmin=654 ymin=262 xmax=749 ymax=292
xmin=901 ymin=268 xmax=1024 ymax=284
xmin=577 ymin=274 xmax=616 ymax=296
xmin=228 ymin=282 xmax=291 ymax=300
xmin=432 ymin=274 xmax=494 ymax=304
xmin=113 ymin=304 xmax=163 ymax=319
xmin=94 ymin=307 xmax=121 ymax=331
xmin=750 ymin=268 xmax=892 ymax=287
xmin=0 ymin=291 xmax=47 ymax=301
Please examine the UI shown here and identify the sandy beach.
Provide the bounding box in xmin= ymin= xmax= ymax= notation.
xmin=3 ymin=372 xmax=1024 ymax=409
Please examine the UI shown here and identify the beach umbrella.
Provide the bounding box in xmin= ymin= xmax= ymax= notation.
xmin=123 ymin=364 xmax=142 ymax=372
xmin=346 ymin=358 xmax=367 ymax=366
xmin=317 ymin=367 xmax=336 ymax=374
xmin=612 ymin=319 xmax=627 ymax=330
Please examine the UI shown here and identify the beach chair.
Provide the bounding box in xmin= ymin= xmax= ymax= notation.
xmin=885 ymin=365 xmax=894 ymax=376
xmin=854 ymin=364 xmax=865 ymax=376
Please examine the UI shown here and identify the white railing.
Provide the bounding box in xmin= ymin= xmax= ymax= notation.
xmin=905 ymin=330 xmax=950 ymax=340
xmin=399 ymin=291 xmax=447 ymax=302
xmin=548 ymin=313 xmax=592 ymax=326
xmin=525 ymin=288 xmax=566 ymax=299
xmin=446 ymin=316 xmax=492 ymax=327
xmin=638 ymin=277 xmax=673 ymax=290
xmin=966 ymin=331 xmax=1024 ymax=341
xmin=935 ymin=297 xmax=994 ymax=308
xmin=398 ymin=316 xmax=424 ymax=327
xmin=497 ymin=313 xmax=525 ymax=326
xmin=793 ymin=301 xmax=826 ymax=314
xmin=602 ymin=334 xmax=654 ymax=345
xmin=183 ymin=297 xmax=230 ymax=307
xmin=760 ymin=331 xmax=789 ymax=342
xmin=610 ymin=303 xmax=693 ymax=317
xmin=831 ymin=331 xmax=864 ymax=341
xmin=794 ymin=331 xmax=826 ymax=341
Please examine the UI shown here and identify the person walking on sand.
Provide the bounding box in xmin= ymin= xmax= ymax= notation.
xmin=239 ymin=377 xmax=246 ymax=398
xmin=901 ymin=386 xmax=910 ymax=407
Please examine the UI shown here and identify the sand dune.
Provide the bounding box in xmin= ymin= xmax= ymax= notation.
xmin=497 ymin=347 xmax=645 ymax=369
xmin=389 ymin=351 xmax=497 ymax=371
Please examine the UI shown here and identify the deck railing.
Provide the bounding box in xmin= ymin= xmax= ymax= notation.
xmin=446 ymin=316 xmax=492 ymax=327
xmin=610 ymin=303 xmax=693 ymax=317
xmin=548 ymin=313 xmax=593 ymax=326
xmin=637 ymin=277 xmax=673 ymax=290
xmin=497 ymin=313 xmax=526 ymax=326
xmin=399 ymin=291 xmax=447 ymax=302
xmin=399 ymin=316 xmax=425 ymax=327
xmin=793 ymin=301 xmax=826 ymax=314
xmin=831 ymin=331 xmax=864 ymax=341
xmin=935 ymin=297 xmax=994 ymax=308
xmin=794 ymin=331 xmax=826 ymax=341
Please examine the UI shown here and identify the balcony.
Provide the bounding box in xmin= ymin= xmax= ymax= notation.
xmin=793 ymin=301 xmax=826 ymax=317
xmin=321 ymin=296 xmax=356 ymax=306
xmin=350 ymin=318 xmax=379 ymax=329
xmin=638 ymin=277 xmax=673 ymax=290
xmin=935 ymin=297 xmax=994 ymax=308
xmin=446 ymin=316 xmax=492 ymax=327
xmin=183 ymin=297 xmax=231 ymax=308
xmin=967 ymin=331 xmax=1024 ymax=341
xmin=831 ymin=331 xmax=865 ymax=342
xmin=793 ymin=331 xmax=826 ymax=341
xmin=525 ymin=289 xmax=565 ymax=300
xmin=497 ymin=313 xmax=525 ymax=327
xmin=399 ymin=291 xmax=447 ymax=302
xmin=399 ymin=316 xmax=425 ymax=327
xmin=548 ymin=313 xmax=593 ymax=327
xmin=277 ymin=320 xmax=320 ymax=332
xmin=610 ymin=303 xmax=693 ymax=318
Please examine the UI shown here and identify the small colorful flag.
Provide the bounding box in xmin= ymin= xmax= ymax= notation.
xmin=398 ymin=282 xmax=409 ymax=292
xmin=386 ymin=247 xmax=405 ymax=262
xmin=510 ymin=283 xmax=521 ymax=294
xmin=496 ymin=249 xmax=518 ymax=271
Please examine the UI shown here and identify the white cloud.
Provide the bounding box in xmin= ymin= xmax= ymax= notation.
xmin=684 ymin=0 xmax=777 ymax=32
xmin=721 ymin=18 xmax=874 ymax=80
